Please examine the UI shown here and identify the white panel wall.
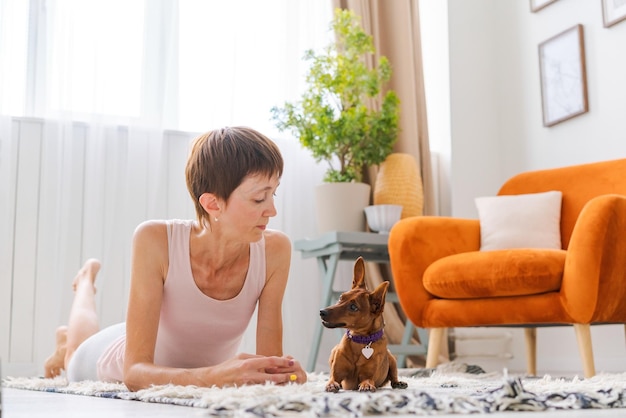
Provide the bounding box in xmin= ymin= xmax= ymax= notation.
xmin=0 ymin=118 xmax=196 ymax=376
xmin=0 ymin=117 xmax=15 ymax=373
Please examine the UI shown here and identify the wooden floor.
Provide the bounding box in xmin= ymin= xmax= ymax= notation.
xmin=3 ymin=387 xmax=625 ymax=418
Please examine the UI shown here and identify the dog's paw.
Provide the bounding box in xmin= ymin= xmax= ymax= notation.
xmin=325 ymin=381 xmax=341 ymax=393
xmin=391 ymin=380 xmax=408 ymax=389
xmin=357 ymin=381 xmax=377 ymax=392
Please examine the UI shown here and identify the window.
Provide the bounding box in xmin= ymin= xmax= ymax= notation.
xmin=0 ymin=0 xmax=29 ymax=115
xmin=0 ymin=0 xmax=333 ymax=133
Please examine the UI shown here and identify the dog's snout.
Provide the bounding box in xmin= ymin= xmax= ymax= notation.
xmin=320 ymin=309 xmax=328 ymax=319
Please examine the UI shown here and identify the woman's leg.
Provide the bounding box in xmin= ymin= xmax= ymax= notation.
xmin=44 ymin=259 xmax=101 ymax=378
xmin=43 ymin=325 xmax=68 ymax=378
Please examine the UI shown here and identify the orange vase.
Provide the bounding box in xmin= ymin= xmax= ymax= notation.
xmin=373 ymin=153 xmax=423 ymax=218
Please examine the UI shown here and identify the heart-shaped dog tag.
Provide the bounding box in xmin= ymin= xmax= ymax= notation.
xmin=361 ymin=346 xmax=374 ymax=359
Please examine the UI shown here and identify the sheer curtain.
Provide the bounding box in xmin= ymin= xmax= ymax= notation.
xmin=0 ymin=0 xmax=332 ymax=373
xmin=1 ymin=0 xmax=333 ymax=130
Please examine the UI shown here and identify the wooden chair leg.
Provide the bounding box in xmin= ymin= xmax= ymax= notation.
xmin=574 ymin=323 xmax=596 ymax=378
xmin=426 ymin=328 xmax=446 ymax=368
xmin=440 ymin=328 xmax=450 ymax=362
xmin=524 ymin=328 xmax=537 ymax=376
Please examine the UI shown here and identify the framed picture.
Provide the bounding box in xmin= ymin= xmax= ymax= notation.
xmin=530 ymin=0 xmax=558 ymax=12
xmin=538 ymin=25 xmax=588 ymax=127
xmin=602 ymin=0 xmax=626 ymax=27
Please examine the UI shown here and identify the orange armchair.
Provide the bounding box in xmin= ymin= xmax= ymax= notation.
xmin=388 ymin=158 xmax=626 ymax=377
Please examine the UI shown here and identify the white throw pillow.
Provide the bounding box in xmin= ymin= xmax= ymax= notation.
xmin=475 ymin=191 xmax=562 ymax=251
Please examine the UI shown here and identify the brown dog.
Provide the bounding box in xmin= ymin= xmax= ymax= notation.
xmin=319 ymin=256 xmax=408 ymax=392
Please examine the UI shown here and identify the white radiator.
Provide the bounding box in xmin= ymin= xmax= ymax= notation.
xmin=0 ymin=118 xmax=195 ymax=376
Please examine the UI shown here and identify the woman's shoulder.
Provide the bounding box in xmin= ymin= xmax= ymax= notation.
xmin=134 ymin=219 xmax=194 ymax=234
xmin=134 ymin=219 xmax=167 ymax=236
xmin=261 ymin=229 xmax=292 ymax=277
xmin=130 ymin=221 xmax=171 ymax=271
xmin=132 ymin=219 xmax=194 ymax=248
xmin=262 ymin=229 xmax=291 ymax=253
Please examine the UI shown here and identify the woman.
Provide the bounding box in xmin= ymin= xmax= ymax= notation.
xmin=44 ymin=126 xmax=306 ymax=390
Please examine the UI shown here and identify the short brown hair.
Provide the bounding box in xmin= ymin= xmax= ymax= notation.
xmin=185 ymin=126 xmax=284 ymax=226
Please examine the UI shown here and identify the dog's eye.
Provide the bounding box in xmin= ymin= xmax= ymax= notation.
xmin=349 ymin=303 xmax=358 ymax=312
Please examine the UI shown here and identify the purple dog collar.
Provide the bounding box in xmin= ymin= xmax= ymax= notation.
xmin=346 ymin=329 xmax=384 ymax=345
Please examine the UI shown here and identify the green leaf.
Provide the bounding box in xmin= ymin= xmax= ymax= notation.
xmin=270 ymin=8 xmax=400 ymax=183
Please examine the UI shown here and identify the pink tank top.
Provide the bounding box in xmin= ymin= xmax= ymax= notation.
xmin=97 ymin=219 xmax=266 ymax=381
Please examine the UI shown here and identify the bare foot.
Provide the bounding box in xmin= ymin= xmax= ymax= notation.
xmin=72 ymin=258 xmax=101 ymax=293
xmin=44 ymin=326 xmax=68 ymax=378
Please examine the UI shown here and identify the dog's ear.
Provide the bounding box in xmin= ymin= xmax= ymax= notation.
xmin=351 ymin=256 xmax=367 ymax=290
xmin=369 ymin=281 xmax=390 ymax=314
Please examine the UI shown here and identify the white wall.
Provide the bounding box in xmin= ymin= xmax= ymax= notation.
xmin=446 ymin=0 xmax=626 ymax=218
xmin=420 ymin=0 xmax=626 ymax=374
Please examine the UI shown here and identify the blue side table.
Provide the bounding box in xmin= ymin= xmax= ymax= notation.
xmin=294 ymin=231 xmax=428 ymax=372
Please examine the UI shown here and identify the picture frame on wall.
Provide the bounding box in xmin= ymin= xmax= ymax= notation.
xmin=602 ymin=0 xmax=626 ymax=27
xmin=538 ymin=24 xmax=588 ymax=127
xmin=530 ymin=0 xmax=558 ymax=12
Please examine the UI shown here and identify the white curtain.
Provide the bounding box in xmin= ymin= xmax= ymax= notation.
xmin=0 ymin=0 xmax=333 ymax=372
xmin=0 ymin=0 xmax=333 ymax=132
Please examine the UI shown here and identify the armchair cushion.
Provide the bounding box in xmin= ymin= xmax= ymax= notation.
xmin=423 ymin=249 xmax=566 ymax=299
xmin=475 ymin=191 xmax=562 ymax=251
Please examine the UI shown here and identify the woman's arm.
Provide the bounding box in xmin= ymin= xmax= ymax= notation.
xmin=123 ymin=220 xmax=181 ymax=390
xmin=255 ymin=229 xmax=307 ymax=382
xmin=256 ymin=229 xmax=291 ymax=356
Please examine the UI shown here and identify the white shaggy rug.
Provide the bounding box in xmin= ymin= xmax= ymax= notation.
xmin=4 ymin=364 xmax=626 ymax=416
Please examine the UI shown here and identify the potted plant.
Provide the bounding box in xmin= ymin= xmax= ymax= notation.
xmin=271 ymin=8 xmax=400 ymax=232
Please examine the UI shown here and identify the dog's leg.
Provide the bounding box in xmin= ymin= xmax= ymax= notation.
xmin=387 ymin=352 xmax=408 ymax=389
xmin=326 ymin=380 xmax=341 ymax=392
xmin=325 ymin=348 xmax=343 ymax=393
xmin=357 ymin=379 xmax=377 ymax=392
xmin=325 ymin=376 xmax=342 ymax=393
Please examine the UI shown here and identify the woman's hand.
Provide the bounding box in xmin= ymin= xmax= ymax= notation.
xmin=202 ymin=353 xmax=307 ymax=387
xmin=263 ymin=355 xmax=307 ymax=384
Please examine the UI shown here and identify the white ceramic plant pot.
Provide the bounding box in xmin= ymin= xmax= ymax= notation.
xmin=314 ymin=182 xmax=371 ymax=233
